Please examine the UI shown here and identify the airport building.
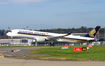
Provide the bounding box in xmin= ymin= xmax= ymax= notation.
xmin=0 ymin=39 xmax=31 ymax=46
xmin=0 ymin=38 xmax=105 ymax=46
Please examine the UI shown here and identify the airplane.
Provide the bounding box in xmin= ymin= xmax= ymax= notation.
xmin=6 ymin=26 xmax=101 ymax=45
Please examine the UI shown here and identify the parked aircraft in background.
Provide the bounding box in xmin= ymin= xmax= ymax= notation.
xmin=6 ymin=26 xmax=101 ymax=45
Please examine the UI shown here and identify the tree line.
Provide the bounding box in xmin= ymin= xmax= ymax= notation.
xmin=39 ymin=26 xmax=104 ymax=37
xmin=0 ymin=26 xmax=104 ymax=39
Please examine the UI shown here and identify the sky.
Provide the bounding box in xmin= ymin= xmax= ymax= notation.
xmin=0 ymin=0 xmax=105 ymax=30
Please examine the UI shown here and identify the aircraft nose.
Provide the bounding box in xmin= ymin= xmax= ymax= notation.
xmin=6 ymin=32 xmax=9 ymax=36
xmin=6 ymin=32 xmax=11 ymax=36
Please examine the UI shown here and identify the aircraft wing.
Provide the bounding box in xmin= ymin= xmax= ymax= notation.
xmin=46 ymin=32 xmax=72 ymax=41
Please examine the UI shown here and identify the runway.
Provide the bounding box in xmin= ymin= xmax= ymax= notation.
xmin=0 ymin=58 xmax=105 ymax=66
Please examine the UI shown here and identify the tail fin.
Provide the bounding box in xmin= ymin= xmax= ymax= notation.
xmin=85 ymin=26 xmax=101 ymax=38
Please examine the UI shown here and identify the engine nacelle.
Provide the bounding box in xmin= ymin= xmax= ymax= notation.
xmin=36 ymin=38 xmax=46 ymax=42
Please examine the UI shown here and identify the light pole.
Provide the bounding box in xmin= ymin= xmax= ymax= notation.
xmin=8 ymin=27 xmax=10 ymax=46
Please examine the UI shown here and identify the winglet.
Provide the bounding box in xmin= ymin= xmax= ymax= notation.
xmin=65 ymin=32 xmax=72 ymax=36
xmin=67 ymin=32 xmax=72 ymax=35
xmin=85 ymin=26 xmax=101 ymax=38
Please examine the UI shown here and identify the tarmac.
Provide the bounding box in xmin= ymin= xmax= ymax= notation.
xmin=0 ymin=47 xmax=105 ymax=66
xmin=0 ymin=58 xmax=105 ymax=66
xmin=0 ymin=47 xmax=52 ymax=57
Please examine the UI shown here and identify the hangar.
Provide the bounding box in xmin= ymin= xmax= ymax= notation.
xmin=0 ymin=39 xmax=31 ymax=46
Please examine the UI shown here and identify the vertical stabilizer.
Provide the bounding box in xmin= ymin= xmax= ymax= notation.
xmin=85 ymin=26 xmax=101 ymax=38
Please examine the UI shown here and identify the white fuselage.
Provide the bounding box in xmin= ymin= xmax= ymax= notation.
xmin=6 ymin=29 xmax=95 ymax=43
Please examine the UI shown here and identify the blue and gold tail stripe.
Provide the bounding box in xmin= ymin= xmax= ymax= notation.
xmin=94 ymin=26 xmax=101 ymax=38
xmin=85 ymin=26 xmax=101 ymax=38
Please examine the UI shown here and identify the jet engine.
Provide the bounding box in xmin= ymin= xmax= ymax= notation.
xmin=35 ymin=38 xmax=46 ymax=42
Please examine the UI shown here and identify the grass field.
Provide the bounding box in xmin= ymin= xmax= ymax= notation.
xmin=26 ymin=45 xmax=105 ymax=61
